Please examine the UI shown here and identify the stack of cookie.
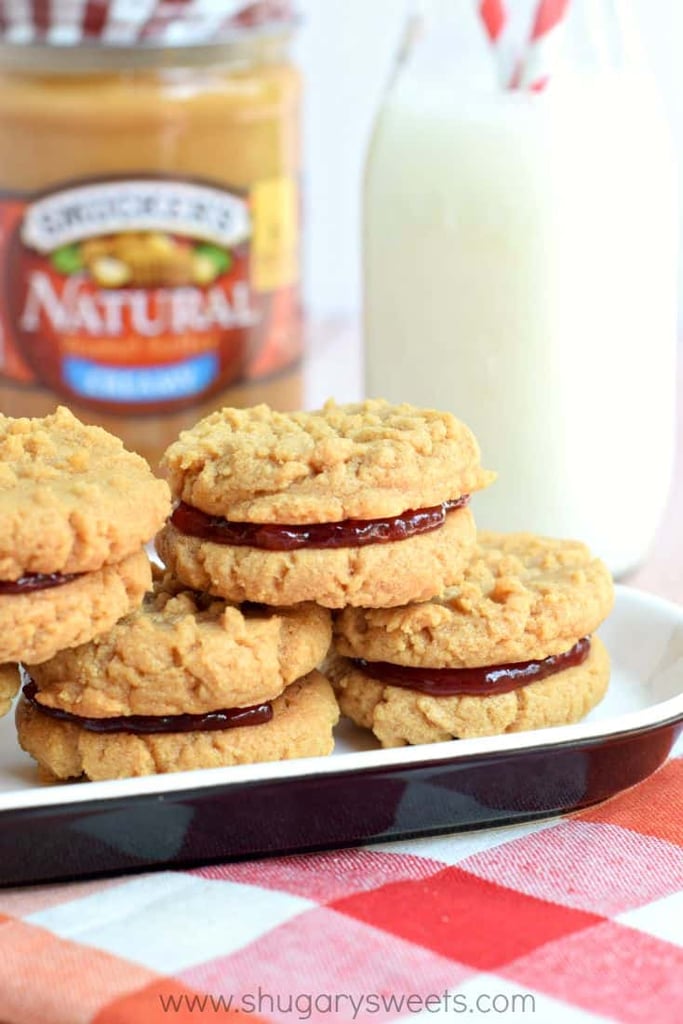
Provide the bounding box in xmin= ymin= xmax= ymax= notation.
xmin=0 ymin=406 xmax=170 ymax=714
xmin=19 ymin=399 xmax=490 ymax=780
xmin=329 ymin=532 xmax=614 ymax=746
xmin=152 ymin=397 xmax=613 ymax=752
xmin=14 ymin=396 xmax=615 ymax=778
xmin=17 ymin=572 xmax=336 ymax=781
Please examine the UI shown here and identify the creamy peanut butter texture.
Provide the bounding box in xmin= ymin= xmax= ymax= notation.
xmin=0 ymin=37 xmax=302 ymax=467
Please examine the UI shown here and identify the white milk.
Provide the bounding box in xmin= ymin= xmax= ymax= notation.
xmin=364 ymin=70 xmax=678 ymax=576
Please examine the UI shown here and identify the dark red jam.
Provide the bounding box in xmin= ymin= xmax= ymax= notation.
xmin=0 ymin=571 xmax=81 ymax=594
xmin=171 ymin=495 xmax=470 ymax=551
xmin=353 ymin=637 xmax=591 ymax=697
xmin=22 ymin=679 xmax=273 ymax=735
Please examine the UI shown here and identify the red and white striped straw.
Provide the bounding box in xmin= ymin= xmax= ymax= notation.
xmin=515 ymin=0 xmax=571 ymax=91
xmin=479 ymin=0 xmax=506 ymax=41
xmin=479 ymin=0 xmax=508 ymax=85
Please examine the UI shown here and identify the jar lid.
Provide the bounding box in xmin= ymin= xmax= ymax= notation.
xmin=0 ymin=1 xmax=295 ymax=46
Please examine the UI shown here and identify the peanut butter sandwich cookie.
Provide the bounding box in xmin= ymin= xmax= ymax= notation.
xmin=17 ymin=573 xmax=338 ymax=781
xmin=156 ymin=399 xmax=494 ymax=608
xmin=0 ymin=407 xmax=170 ymax=664
xmin=330 ymin=532 xmax=614 ymax=747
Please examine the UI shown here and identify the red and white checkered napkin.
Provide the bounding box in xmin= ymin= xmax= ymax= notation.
xmin=0 ymin=744 xmax=681 ymax=1024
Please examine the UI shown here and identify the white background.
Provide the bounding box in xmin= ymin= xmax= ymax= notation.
xmin=295 ymin=1 xmax=683 ymax=320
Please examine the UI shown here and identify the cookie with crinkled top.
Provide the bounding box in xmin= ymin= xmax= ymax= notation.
xmin=17 ymin=671 xmax=339 ymax=781
xmin=30 ymin=572 xmax=332 ymax=717
xmin=335 ymin=532 xmax=614 ymax=667
xmin=161 ymin=399 xmax=494 ymax=523
xmin=331 ymin=531 xmax=613 ymax=748
xmin=158 ymin=399 xmax=492 ymax=608
xmin=18 ymin=562 xmax=338 ymax=781
xmin=0 ymin=406 xmax=170 ymax=578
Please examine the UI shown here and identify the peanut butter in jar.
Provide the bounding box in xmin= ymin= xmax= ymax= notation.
xmin=0 ymin=2 xmax=303 ymax=466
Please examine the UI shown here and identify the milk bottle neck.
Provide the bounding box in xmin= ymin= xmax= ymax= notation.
xmin=403 ymin=0 xmax=645 ymax=89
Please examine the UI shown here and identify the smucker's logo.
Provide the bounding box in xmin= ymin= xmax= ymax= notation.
xmin=22 ymin=180 xmax=251 ymax=254
xmin=7 ymin=178 xmax=263 ymax=414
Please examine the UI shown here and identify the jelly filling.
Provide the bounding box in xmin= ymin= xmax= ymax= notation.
xmin=22 ymin=678 xmax=273 ymax=735
xmin=0 ymin=571 xmax=81 ymax=594
xmin=171 ymin=495 xmax=470 ymax=551
xmin=352 ymin=637 xmax=591 ymax=697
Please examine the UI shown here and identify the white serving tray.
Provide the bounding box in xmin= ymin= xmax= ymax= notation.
xmin=0 ymin=585 xmax=681 ymax=886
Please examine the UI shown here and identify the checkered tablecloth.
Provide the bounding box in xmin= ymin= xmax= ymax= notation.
xmin=0 ymin=742 xmax=680 ymax=1024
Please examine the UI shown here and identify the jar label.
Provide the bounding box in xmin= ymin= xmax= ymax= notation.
xmin=0 ymin=175 xmax=301 ymax=413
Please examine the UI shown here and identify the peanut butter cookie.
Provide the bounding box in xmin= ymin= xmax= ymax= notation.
xmin=330 ymin=637 xmax=610 ymax=746
xmin=157 ymin=504 xmax=476 ymax=609
xmin=161 ymin=399 xmax=493 ymax=522
xmin=0 ymin=550 xmax=151 ymax=665
xmin=0 ymin=406 xmax=170 ymax=579
xmin=17 ymin=672 xmax=339 ymax=781
xmin=157 ymin=399 xmax=493 ymax=607
xmin=0 ymin=406 xmax=170 ymax=664
xmin=331 ymin=532 xmax=614 ymax=747
xmin=31 ymin=573 xmax=332 ymax=717
xmin=335 ymin=532 xmax=614 ymax=667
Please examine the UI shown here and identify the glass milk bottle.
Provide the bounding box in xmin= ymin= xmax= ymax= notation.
xmin=364 ymin=0 xmax=678 ymax=576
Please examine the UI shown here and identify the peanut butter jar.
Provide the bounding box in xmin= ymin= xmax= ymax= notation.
xmin=0 ymin=1 xmax=303 ymax=466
